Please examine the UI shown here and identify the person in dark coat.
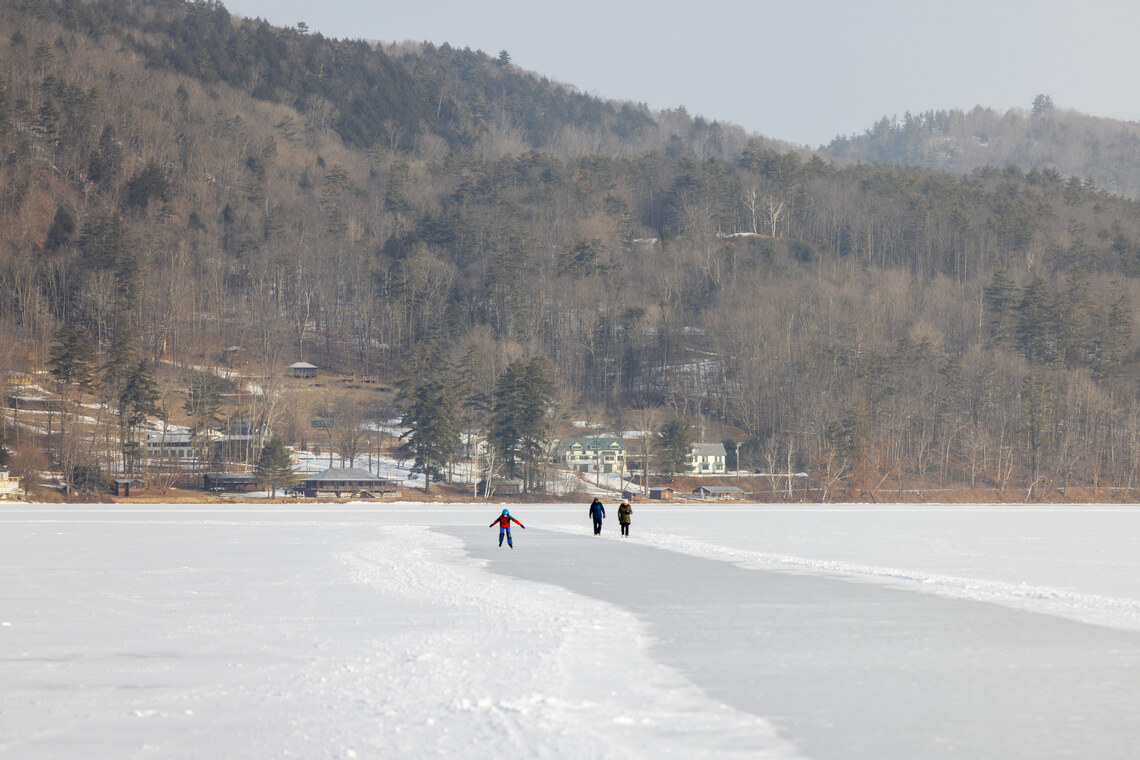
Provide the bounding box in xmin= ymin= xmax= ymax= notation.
xmin=617 ymin=500 xmax=632 ymax=537
xmin=489 ymin=508 xmax=525 ymax=548
xmin=588 ymin=497 xmax=606 ymax=535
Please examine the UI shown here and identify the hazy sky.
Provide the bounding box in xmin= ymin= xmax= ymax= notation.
xmin=219 ymin=0 xmax=1140 ymax=147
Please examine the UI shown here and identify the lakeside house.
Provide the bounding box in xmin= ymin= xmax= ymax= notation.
xmin=561 ymin=436 xmax=627 ymax=474
xmin=5 ymin=371 xmax=33 ymax=388
xmin=689 ymin=443 xmax=727 ymax=474
xmin=0 ymin=466 xmax=20 ymax=499
xmin=144 ymin=431 xmax=200 ymax=460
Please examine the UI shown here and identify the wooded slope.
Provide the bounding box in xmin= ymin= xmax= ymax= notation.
xmin=4 ymin=0 xmax=1140 ymax=499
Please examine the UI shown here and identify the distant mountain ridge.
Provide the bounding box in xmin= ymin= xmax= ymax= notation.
xmin=826 ymin=100 xmax=1140 ymax=198
xmin=33 ymin=0 xmax=1140 ymax=192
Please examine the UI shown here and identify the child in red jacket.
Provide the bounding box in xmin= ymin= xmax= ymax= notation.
xmin=489 ymin=508 xmax=525 ymax=548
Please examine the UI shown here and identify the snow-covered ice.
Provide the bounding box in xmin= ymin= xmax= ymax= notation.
xmin=1 ymin=502 xmax=1139 ymax=759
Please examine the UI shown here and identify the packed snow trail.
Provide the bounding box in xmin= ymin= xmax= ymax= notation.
xmin=452 ymin=524 xmax=1140 ymax=760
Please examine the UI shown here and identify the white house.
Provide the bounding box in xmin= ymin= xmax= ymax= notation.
xmin=561 ymin=436 xmax=627 ymax=474
xmin=460 ymin=433 xmax=492 ymax=460
xmin=144 ymin=431 xmax=196 ymax=460
xmin=144 ymin=430 xmax=222 ymax=461
xmin=689 ymin=443 xmax=727 ymax=474
xmin=0 ymin=465 xmax=21 ymax=499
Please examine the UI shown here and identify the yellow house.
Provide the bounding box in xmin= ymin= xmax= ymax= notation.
xmin=5 ymin=371 xmax=34 ymax=387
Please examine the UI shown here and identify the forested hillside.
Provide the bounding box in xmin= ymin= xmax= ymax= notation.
xmin=5 ymin=0 xmax=1140 ymax=500
xmin=828 ymin=95 xmax=1140 ymax=199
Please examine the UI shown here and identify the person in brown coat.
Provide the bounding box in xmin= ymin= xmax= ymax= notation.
xmin=617 ymin=500 xmax=632 ymax=537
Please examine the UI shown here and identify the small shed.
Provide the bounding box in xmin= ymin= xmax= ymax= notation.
xmin=621 ymin=489 xmax=644 ymax=502
xmin=287 ymin=361 xmax=318 ymax=379
xmin=649 ymin=487 xmax=675 ymax=500
xmin=110 ymin=477 xmax=147 ymax=497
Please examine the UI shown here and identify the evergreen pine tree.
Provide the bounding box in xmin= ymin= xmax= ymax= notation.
xmin=255 ymin=435 xmax=298 ymax=497
xmin=1016 ymin=274 xmax=1056 ymax=365
xmin=48 ymin=323 xmax=98 ymax=492
xmin=1094 ymin=291 xmax=1134 ymax=381
xmin=49 ymin=323 xmax=98 ymax=388
xmin=119 ymin=359 xmax=159 ymax=474
xmin=1054 ymin=269 xmax=1091 ymax=368
xmin=450 ymin=344 xmax=490 ymax=460
xmin=657 ymin=416 xmax=695 ymax=476
xmin=185 ymin=372 xmax=224 ymax=461
xmin=100 ymin=327 xmax=139 ymax=404
xmin=398 ymin=379 xmax=460 ymax=493
xmin=490 ymin=357 xmax=554 ymax=491
xmin=983 ymin=268 xmax=1016 ymax=346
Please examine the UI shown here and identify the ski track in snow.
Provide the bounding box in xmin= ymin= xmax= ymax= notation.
xmin=539 ymin=523 xmax=1140 ymax=633
xmin=334 ymin=526 xmax=800 ymax=759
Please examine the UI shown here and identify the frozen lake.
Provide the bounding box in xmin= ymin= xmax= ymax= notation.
xmin=2 ymin=502 xmax=1139 ymax=758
